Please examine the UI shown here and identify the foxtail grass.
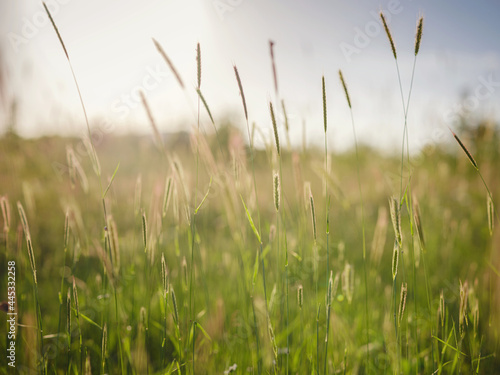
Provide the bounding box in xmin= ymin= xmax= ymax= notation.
xmin=18 ymin=201 xmax=44 ymax=373
xmin=234 ymin=64 xmax=266 ymax=372
xmin=338 ymin=69 xmax=369 ymax=370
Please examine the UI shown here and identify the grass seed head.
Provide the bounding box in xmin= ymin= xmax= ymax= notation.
xmin=398 ymin=282 xmax=407 ymax=327
xmin=140 ymin=91 xmax=165 ymax=152
xmin=392 ymin=240 xmax=399 ymax=281
xmin=66 ymin=287 xmax=71 ymax=337
xmin=450 ymin=129 xmax=478 ymax=169
xmin=171 ymin=286 xmax=179 ymax=326
xmin=273 ymin=171 xmax=280 ymax=212
xmin=310 ymin=192 xmax=317 ymax=241
xmin=1 ymin=195 xmax=11 ymax=233
xmin=415 ymin=16 xmax=424 ymax=56
xmin=109 ymin=217 xmax=120 ymax=274
xmin=269 ymin=40 xmax=278 ymax=95
xmin=101 ymin=323 xmax=108 ymax=366
xmin=233 ymin=65 xmax=248 ymax=121
xmin=142 ymin=212 xmax=148 ymax=252
xmin=413 ymin=197 xmax=425 ymax=250
xmin=152 ymin=38 xmax=185 ymax=89
xmin=487 ymin=194 xmax=494 ymax=236
xmin=162 ymin=176 xmax=173 ymax=218
xmin=459 ymin=280 xmax=469 ymax=337
xmin=380 ymin=12 xmax=397 ymax=60
xmin=196 ymin=42 xmax=201 ymax=89
xmin=326 ymin=270 xmax=333 ymax=306
xmin=338 ymin=70 xmax=352 ymax=109
xmin=72 ymin=276 xmax=79 ymax=319
xmin=389 ymin=197 xmax=402 ymax=248
xmin=269 ymin=102 xmax=280 ymax=155
xmin=322 ymin=76 xmax=327 ymax=133
xmin=438 ymin=290 xmax=445 ymax=328
xmin=161 ymin=253 xmax=169 ymax=298
xmin=298 ymin=284 xmax=303 ymax=309
xmin=64 ymin=210 xmax=70 ymax=249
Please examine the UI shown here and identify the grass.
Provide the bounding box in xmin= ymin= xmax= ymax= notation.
xmin=0 ymin=9 xmax=500 ymax=375
xmin=0 ymin=123 xmax=499 ymax=373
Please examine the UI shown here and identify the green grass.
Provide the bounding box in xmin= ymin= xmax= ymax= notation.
xmin=0 ymin=10 xmax=499 ymax=372
xmin=0 ymin=123 xmax=499 ymax=374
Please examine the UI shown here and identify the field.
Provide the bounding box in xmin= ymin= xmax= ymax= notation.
xmin=1 ymin=8 xmax=500 ymax=375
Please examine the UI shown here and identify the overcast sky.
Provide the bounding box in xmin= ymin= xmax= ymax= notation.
xmin=1 ymin=0 xmax=499 ymax=152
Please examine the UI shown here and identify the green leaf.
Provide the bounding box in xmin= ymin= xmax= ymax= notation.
xmin=252 ymin=249 xmax=259 ymax=286
xmin=102 ymin=162 xmax=120 ymax=198
xmin=75 ymin=309 xmax=102 ymax=330
xmin=240 ymin=195 xmax=261 ymax=243
xmin=195 ymin=177 xmax=212 ymax=214
xmin=196 ymin=322 xmax=212 ymax=341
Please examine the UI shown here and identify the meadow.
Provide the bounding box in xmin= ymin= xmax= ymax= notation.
xmin=1 ymin=8 xmax=500 ymax=375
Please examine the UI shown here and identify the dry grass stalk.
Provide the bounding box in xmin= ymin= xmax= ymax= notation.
xmin=142 ymin=212 xmax=148 ymax=253
xmin=72 ymin=275 xmax=79 ymax=318
xmin=80 ymin=136 xmax=101 ymax=177
xmin=269 ymin=40 xmax=278 ymax=95
xmin=338 ymin=70 xmax=352 ymax=109
xmin=171 ymin=286 xmax=179 ymax=326
xmin=342 ymin=264 xmax=354 ymax=304
xmin=392 ymin=241 xmax=399 ymax=281
xmin=233 ymin=66 xmax=248 ymax=121
xmin=273 ymin=171 xmax=280 ymax=212
xmin=292 ymin=153 xmax=303 ymax=202
xmin=152 ymin=38 xmax=185 ymax=89
xmin=18 ymin=201 xmax=37 ymax=281
xmin=67 ymin=146 xmax=76 ymax=188
xmin=450 ymin=129 xmax=478 ymax=169
xmin=269 ymin=102 xmax=280 ymax=155
xmin=139 ymin=91 xmax=165 ymax=152
xmin=134 ymin=174 xmax=142 ymax=216
xmin=163 ymin=176 xmax=173 ymax=218
xmin=370 ymin=206 xmax=388 ymax=267
xmin=281 ymin=100 xmax=289 ymax=133
xmin=64 ymin=210 xmax=70 ymax=249
xmin=108 ymin=217 xmax=120 ymax=274
xmin=413 ymin=196 xmax=425 ymax=251
xmin=309 ymin=192 xmax=317 ymax=242
xmin=196 ymin=42 xmax=201 ymax=90
xmin=326 ymin=270 xmax=333 ymax=307
xmin=43 ymin=2 xmax=69 ymax=59
xmin=267 ymin=317 xmax=278 ymax=360
xmin=438 ymin=290 xmax=445 ymax=328
xmin=66 ymin=287 xmax=71 ymax=339
xmin=85 ymin=352 xmax=91 ymax=375
xmin=487 ymin=194 xmax=494 ymax=236
xmin=459 ymin=280 xmax=469 ymax=337
xmin=101 ymin=323 xmax=108 ymax=371
xmin=398 ymin=282 xmax=407 ymax=327
xmin=161 ymin=253 xmax=169 ymax=298
xmin=1 ymin=195 xmax=11 ymax=233
xmin=389 ymin=197 xmax=402 ymax=248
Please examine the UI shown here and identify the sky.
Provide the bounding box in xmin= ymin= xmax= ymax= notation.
xmin=0 ymin=0 xmax=499 ymax=152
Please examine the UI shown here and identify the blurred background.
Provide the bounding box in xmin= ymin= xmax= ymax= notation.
xmin=0 ymin=0 xmax=499 ymax=152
